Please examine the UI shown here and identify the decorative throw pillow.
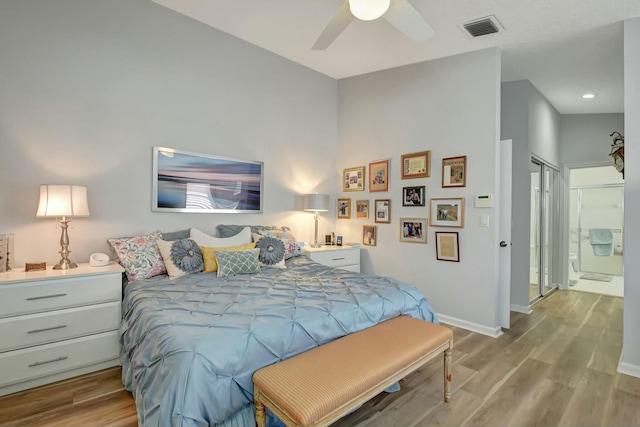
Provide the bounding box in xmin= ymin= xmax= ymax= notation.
xmin=253 ymin=228 xmax=303 ymax=260
xmin=157 ymin=238 xmax=204 ymax=279
xmin=215 ymin=248 xmax=261 ymax=278
xmin=190 ymin=227 xmax=252 ymax=247
xmin=200 ymin=242 xmax=256 ymax=273
xmin=107 ymin=230 xmax=166 ymax=282
xmin=162 ymin=229 xmax=190 ymax=241
xmin=217 ymin=224 xmax=280 ymax=238
xmin=252 ymin=233 xmax=286 ymax=268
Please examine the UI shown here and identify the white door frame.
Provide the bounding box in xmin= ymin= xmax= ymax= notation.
xmin=498 ymin=139 xmax=512 ymax=329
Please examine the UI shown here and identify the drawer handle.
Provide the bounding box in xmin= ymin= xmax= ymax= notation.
xmin=28 ymin=356 xmax=68 ymax=368
xmin=27 ymin=324 xmax=68 ymax=334
xmin=331 ymin=257 xmax=346 ymax=261
xmin=26 ymin=293 xmax=67 ymax=301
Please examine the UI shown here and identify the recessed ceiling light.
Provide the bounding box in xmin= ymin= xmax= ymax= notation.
xmin=582 ymin=93 xmax=596 ymax=99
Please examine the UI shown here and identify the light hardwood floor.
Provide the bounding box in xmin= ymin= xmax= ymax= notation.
xmin=1 ymin=290 xmax=639 ymax=427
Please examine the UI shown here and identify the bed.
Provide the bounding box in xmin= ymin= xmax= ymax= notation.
xmin=116 ymin=228 xmax=438 ymax=427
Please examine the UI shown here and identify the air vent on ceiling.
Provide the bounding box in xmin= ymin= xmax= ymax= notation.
xmin=459 ymin=15 xmax=504 ymax=38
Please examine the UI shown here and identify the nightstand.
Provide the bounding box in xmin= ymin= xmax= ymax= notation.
xmin=0 ymin=262 xmax=124 ymax=396
xmin=304 ymin=245 xmax=361 ymax=273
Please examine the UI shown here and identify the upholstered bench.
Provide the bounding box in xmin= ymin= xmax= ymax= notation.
xmin=253 ymin=316 xmax=453 ymax=427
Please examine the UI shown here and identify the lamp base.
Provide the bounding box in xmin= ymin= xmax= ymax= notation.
xmin=53 ymin=259 xmax=78 ymax=270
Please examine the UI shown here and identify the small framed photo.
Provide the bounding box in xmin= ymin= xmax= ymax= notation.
xmin=369 ymin=159 xmax=389 ymax=192
xmin=436 ymin=232 xmax=460 ymax=262
xmin=374 ymin=199 xmax=391 ymax=223
xmin=430 ymin=198 xmax=465 ymax=228
xmin=401 ymin=151 xmax=430 ymax=179
xmin=363 ymin=225 xmax=377 ymax=246
xmin=343 ymin=166 xmax=365 ymax=192
xmin=338 ymin=198 xmax=351 ymax=219
xmin=402 ymin=186 xmax=425 ymax=206
xmin=399 ymin=218 xmax=427 ymax=243
xmin=442 ymin=156 xmax=467 ymax=188
xmin=356 ymin=200 xmax=369 ymax=219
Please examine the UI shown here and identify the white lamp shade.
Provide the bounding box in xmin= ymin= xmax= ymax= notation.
xmin=348 ymin=0 xmax=390 ymax=21
xmin=36 ymin=185 xmax=90 ymax=217
xmin=304 ymin=194 xmax=330 ymax=212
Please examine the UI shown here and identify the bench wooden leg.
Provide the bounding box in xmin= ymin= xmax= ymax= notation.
xmin=444 ymin=340 xmax=452 ymax=403
xmin=255 ymin=399 xmax=266 ymax=427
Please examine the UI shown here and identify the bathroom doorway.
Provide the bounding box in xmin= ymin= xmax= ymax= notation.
xmin=569 ymin=166 xmax=624 ymax=297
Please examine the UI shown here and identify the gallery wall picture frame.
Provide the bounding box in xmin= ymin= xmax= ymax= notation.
xmin=152 ymin=146 xmax=263 ymax=213
xmin=430 ymin=197 xmax=465 ymax=228
xmin=402 ymin=186 xmax=425 ymax=206
xmin=343 ymin=166 xmax=365 ymax=192
xmin=356 ymin=200 xmax=369 ymax=219
xmin=442 ymin=155 xmax=467 ymax=188
xmin=337 ymin=198 xmax=351 ymax=219
xmin=399 ymin=218 xmax=427 ymax=244
xmin=369 ymin=159 xmax=389 ymax=192
xmin=363 ymin=225 xmax=377 ymax=246
xmin=435 ymin=231 xmax=460 ymax=262
xmin=374 ymin=199 xmax=391 ymax=223
xmin=401 ymin=150 xmax=430 ymax=179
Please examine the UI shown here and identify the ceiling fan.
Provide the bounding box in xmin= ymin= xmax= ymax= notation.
xmin=312 ymin=0 xmax=434 ymax=50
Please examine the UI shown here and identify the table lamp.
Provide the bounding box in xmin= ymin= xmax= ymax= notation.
xmin=36 ymin=185 xmax=90 ymax=269
xmin=303 ymin=193 xmax=329 ymax=248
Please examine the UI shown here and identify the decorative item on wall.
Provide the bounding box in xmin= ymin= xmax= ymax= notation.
xmin=36 ymin=185 xmax=90 ymax=270
xmin=356 ymin=200 xmax=369 ymax=219
xmin=343 ymin=166 xmax=365 ymax=191
xmin=369 ymin=159 xmax=389 ymax=192
xmin=152 ymin=147 xmax=263 ymax=213
xmin=435 ymin=231 xmax=460 ymax=262
xmin=399 ymin=218 xmax=427 ymax=243
xmin=401 ymin=150 xmax=430 ymax=179
xmin=374 ymin=199 xmax=391 ymax=223
xmin=430 ymin=197 xmax=465 ymax=228
xmin=442 ymin=155 xmax=467 ymax=188
xmin=337 ymin=198 xmax=351 ymax=219
xmin=363 ymin=225 xmax=377 ymax=246
xmin=402 ymin=186 xmax=425 ymax=206
xmin=609 ymin=131 xmax=624 ymax=178
xmin=303 ymin=193 xmax=330 ymax=248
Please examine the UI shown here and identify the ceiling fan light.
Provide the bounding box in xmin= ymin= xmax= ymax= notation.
xmin=348 ymin=0 xmax=390 ymax=21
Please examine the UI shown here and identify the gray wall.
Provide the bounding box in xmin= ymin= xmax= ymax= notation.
xmin=337 ymin=48 xmax=503 ymax=335
xmin=621 ymin=17 xmax=640 ymax=376
xmin=501 ymin=80 xmax=561 ymax=310
xmin=0 ymin=0 xmax=338 ymax=266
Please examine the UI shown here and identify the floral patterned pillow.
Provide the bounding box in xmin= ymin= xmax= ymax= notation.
xmin=107 ymin=230 xmax=166 ymax=282
xmin=252 ymin=233 xmax=286 ymax=269
xmin=156 ymin=238 xmax=204 ymax=279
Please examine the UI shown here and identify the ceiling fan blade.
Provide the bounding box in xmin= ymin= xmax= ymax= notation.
xmin=383 ymin=0 xmax=433 ymax=43
xmin=312 ymin=1 xmax=354 ymax=50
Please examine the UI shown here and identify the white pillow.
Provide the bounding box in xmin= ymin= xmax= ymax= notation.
xmin=190 ymin=226 xmax=252 ymax=248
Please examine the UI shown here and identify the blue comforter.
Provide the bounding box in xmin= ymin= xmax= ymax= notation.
xmin=120 ymin=256 xmax=437 ymax=427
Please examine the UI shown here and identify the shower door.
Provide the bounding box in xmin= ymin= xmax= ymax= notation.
xmin=578 ymin=185 xmax=624 ymax=276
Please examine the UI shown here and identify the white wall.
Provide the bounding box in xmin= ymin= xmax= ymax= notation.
xmin=561 ymin=114 xmax=625 ymax=165
xmin=337 ymin=48 xmax=503 ymax=336
xmin=0 ymin=0 xmax=338 ymax=267
xmin=620 ymin=17 xmax=640 ymax=377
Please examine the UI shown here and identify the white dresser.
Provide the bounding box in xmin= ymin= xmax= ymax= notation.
xmin=0 ymin=262 xmax=124 ymax=396
xmin=304 ymin=245 xmax=361 ymax=273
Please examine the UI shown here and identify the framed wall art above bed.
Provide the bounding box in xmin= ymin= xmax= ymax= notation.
xmin=152 ymin=147 xmax=264 ymax=213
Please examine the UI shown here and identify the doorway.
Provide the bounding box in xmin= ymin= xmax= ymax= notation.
xmin=529 ymin=158 xmax=559 ymax=303
xmin=568 ymin=166 xmax=624 ymax=297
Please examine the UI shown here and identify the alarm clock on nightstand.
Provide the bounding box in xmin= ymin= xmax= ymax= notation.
xmin=89 ymin=253 xmax=110 ymax=267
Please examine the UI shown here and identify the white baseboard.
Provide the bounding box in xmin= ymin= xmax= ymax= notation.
xmin=437 ymin=314 xmax=503 ymax=338
xmin=510 ymin=304 xmax=532 ymax=314
xmin=618 ymin=360 xmax=640 ymax=378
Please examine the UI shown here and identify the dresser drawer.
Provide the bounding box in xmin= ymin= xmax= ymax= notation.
xmin=0 ymin=302 xmax=120 ymax=353
xmin=308 ymin=248 xmax=360 ymax=268
xmin=0 ymin=331 xmax=119 ymax=388
xmin=0 ymin=274 xmax=121 ymax=318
